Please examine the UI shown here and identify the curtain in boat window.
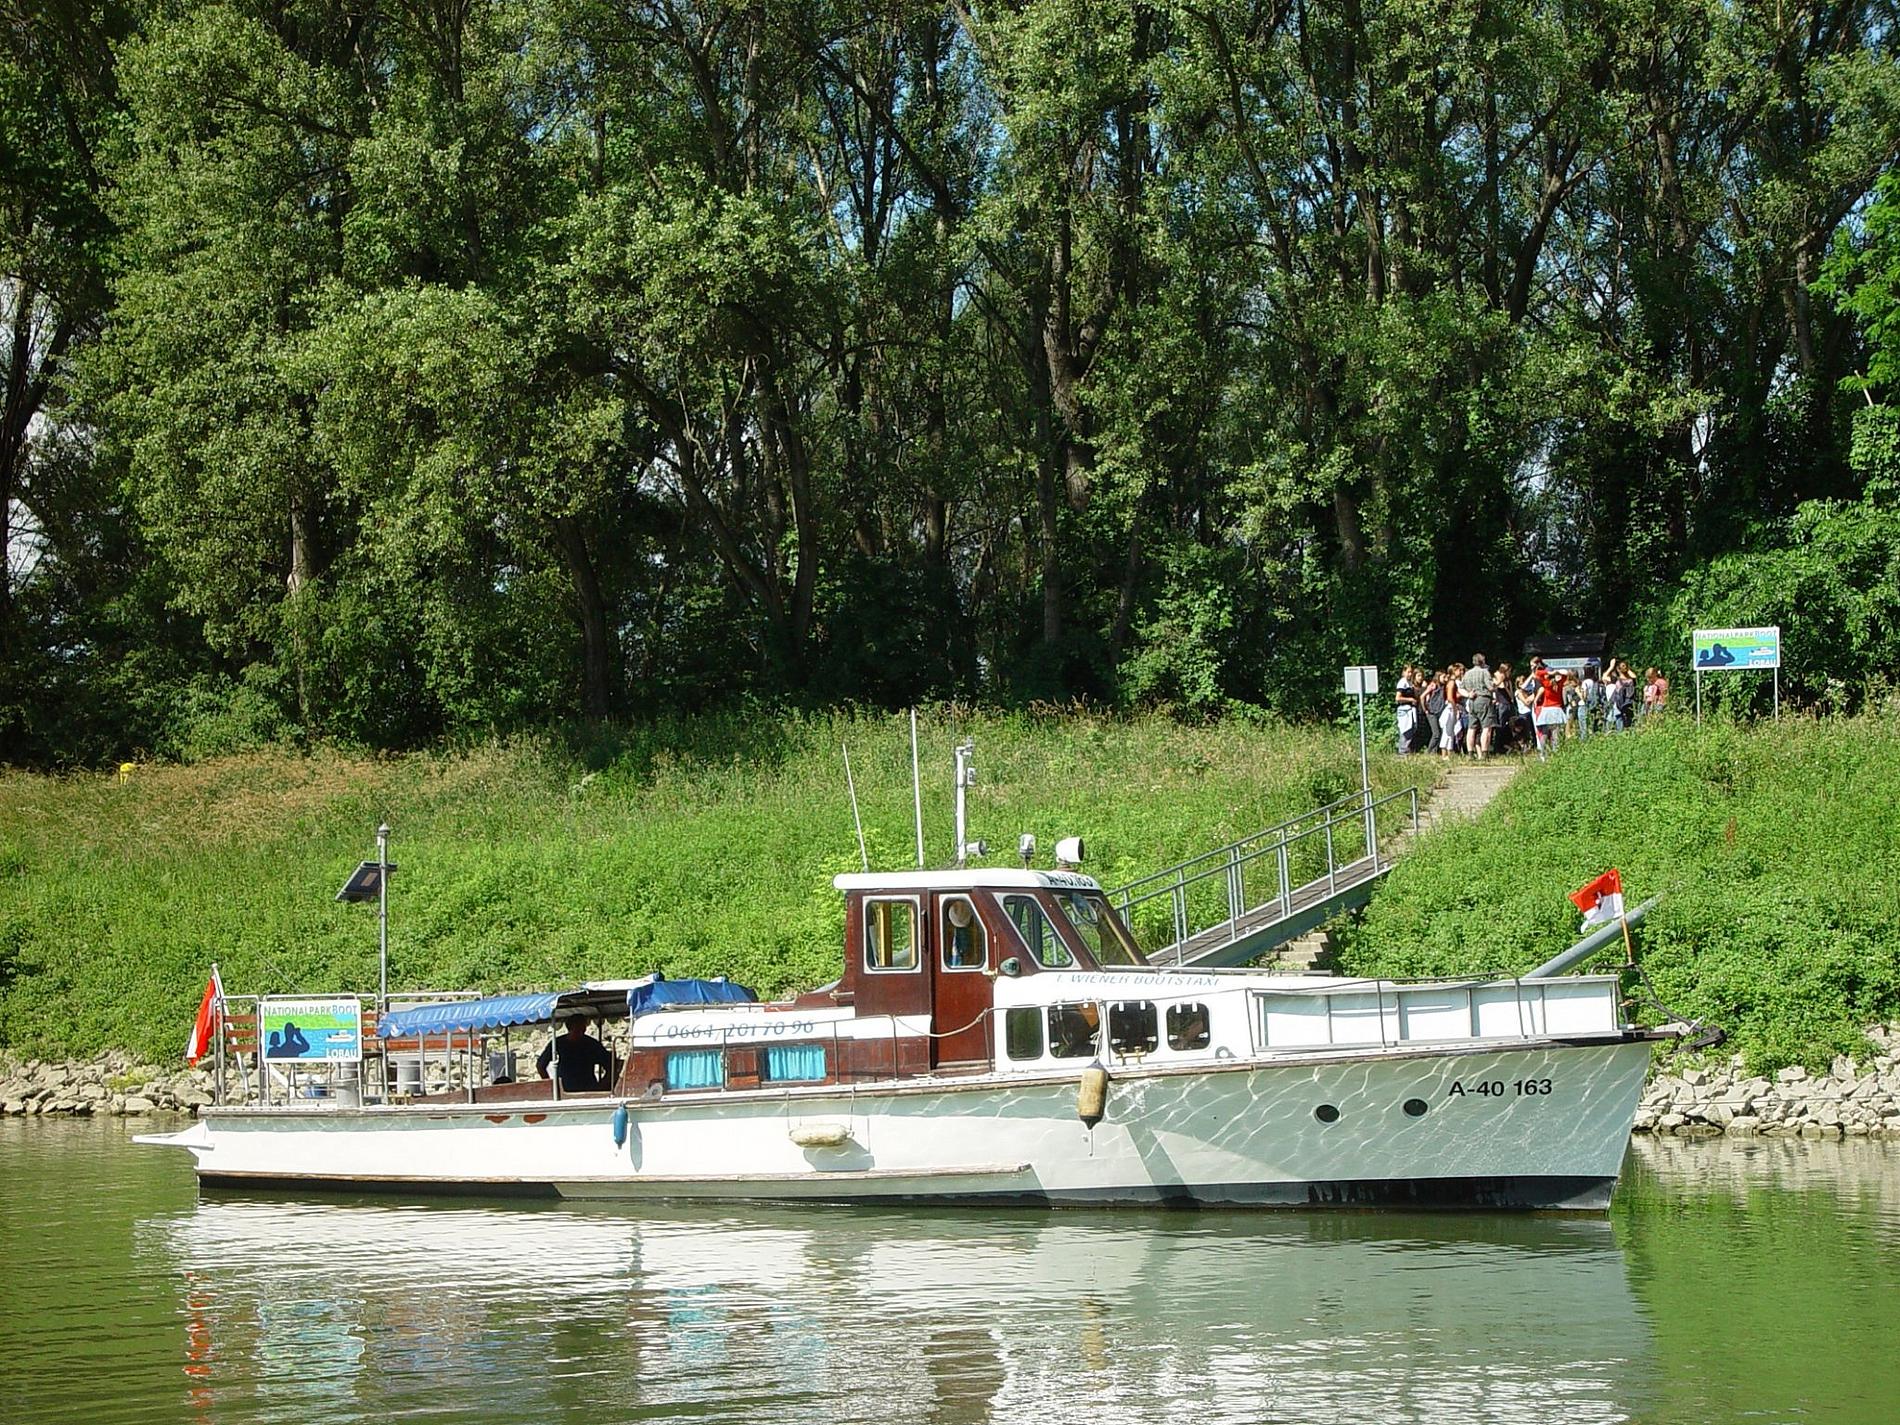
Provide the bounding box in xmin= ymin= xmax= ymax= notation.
xmin=763 ymin=1045 xmax=826 ymax=1082
xmin=665 ymin=1050 xmax=725 ymax=1089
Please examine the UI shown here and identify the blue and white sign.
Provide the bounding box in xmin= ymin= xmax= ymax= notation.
xmin=259 ymin=997 xmax=363 ymax=1062
xmin=1693 ymin=627 xmax=1780 ymax=671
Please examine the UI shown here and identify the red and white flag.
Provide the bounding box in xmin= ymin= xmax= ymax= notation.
xmin=1569 ymin=869 xmax=1625 ymax=927
xmin=184 ymin=967 xmax=225 ymax=1065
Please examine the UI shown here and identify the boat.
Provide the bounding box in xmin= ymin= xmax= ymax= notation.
xmin=140 ymin=852 xmax=1675 ymax=1210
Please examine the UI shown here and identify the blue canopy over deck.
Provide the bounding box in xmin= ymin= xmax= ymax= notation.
xmin=628 ymin=977 xmax=756 ymax=1016
xmin=377 ymin=992 xmax=562 ymax=1039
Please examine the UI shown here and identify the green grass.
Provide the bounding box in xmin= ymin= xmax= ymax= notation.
xmin=1333 ymin=714 xmax=1900 ymax=1073
xmin=0 ymin=709 xmax=1429 ymax=1061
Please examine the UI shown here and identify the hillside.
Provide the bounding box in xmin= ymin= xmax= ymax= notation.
xmin=0 ymin=711 xmax=1427 ymax=1061
xmin=1334 ymin=716 xmax=1900 ymax=1073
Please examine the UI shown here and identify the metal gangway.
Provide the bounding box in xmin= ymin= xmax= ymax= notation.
xmin=1107 ymin=787 xmax=1421 ymax=968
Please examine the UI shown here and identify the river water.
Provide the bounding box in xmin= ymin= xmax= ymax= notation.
xmin=1 ymin=1120 xmax=1895 ymax=1425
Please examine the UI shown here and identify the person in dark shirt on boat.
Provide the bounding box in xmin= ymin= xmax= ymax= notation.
xmin=537 ymin=1018 xmax=614 ymax=1093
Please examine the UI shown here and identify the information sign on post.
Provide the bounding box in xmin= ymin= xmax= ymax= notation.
xmin=1693 ymin=627 xmax=1781 ymax=670
xmin=1343 ymin=666 xmax=1379 ymax=861
xmin=1691 ymin=626 xmax=1781 ymax=723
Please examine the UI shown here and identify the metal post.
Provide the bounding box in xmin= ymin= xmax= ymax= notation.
xmin=1773 ymin=667 xmax=1780 ymax=721
xmin=1695 ymin=669 xmax=1702 ymax=728
xmin=376 ymin=823 xmax=390 ymax=1014
xmin=1325 ymin=821 xmax=1336 ymax=892
xmin=213 ymin=965 xmax=225 ymax=1107
xmin=954 ymin=741 xmax=973 ymax=866
xmin=1356 ymin=688 xmax=1374 ymax=858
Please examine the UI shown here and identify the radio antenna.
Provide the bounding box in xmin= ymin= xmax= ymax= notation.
xmin=842 ymin=742 xmax=869 ymax=872
xmin=910 ymin=708 xmax=925 ymax=867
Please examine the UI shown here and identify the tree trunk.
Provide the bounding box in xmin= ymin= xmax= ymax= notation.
xmin=1037 ymin=454 xmax=1063 ymax=643
xmin=285 ymin=492 xmax=319 ymax=726
xmin=556 ymin=516 xmax=614 ymax=720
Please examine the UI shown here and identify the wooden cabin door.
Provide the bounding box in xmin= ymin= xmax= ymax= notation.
xmin=930 ymin=893 xmax=993 ymax=1068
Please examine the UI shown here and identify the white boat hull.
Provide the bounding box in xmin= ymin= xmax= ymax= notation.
xmin=143 ymin=1035 xmax=1654 ymax=1211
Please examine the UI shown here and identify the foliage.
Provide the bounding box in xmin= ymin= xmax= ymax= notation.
xmin=3 ymin=1 xmax=1897 ymax=758
xmin=0 ymin=711 xmax=1430 ymax=1059
xmin=1619 ymin=499 xmax=1900 ymax=713
xmin=1334 ymin=717 xmax=1900 ymax=1073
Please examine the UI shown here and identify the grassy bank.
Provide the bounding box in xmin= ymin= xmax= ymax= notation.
xmin=1334 ymin=715 xmax=1900 ymax=1073
xmin=0 ymin=710 xmax=1427 ymax=1061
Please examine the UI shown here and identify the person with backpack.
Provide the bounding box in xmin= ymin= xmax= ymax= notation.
xmin=1395 ymin=665 xmax=1422 ymax=754
xmin=1605 ymin=660 xmax=1634 ymax=731
xmin=1462 ymin=654 xmax=1497 ymax=758
xmin=1422 ymin=671 xmax=1448 ymax=756
xmin=1573 ymin=665 xmax=1598 ymax=742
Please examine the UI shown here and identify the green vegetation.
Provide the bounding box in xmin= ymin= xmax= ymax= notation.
xmin=0 ymin=711 xmax=1426 ymax=1061
xmin=1335 ymin=716 xmax=1900 ymax=1073
xmin=8 ymin=2 xmax=1900 ymax=764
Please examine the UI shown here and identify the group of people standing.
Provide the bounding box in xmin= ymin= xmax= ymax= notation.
xmin=1395 ymin=655 xmax=1669 ymax=760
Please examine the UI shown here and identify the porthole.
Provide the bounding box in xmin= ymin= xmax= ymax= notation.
xmin=1403 ymin=1098 xmax=1429 ymax=1118
xmin=1314 ymin=1103 xmax=1340 ymax=1124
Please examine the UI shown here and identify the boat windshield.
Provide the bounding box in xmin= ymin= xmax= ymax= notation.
xmin=1004 ymin=895 xmax=1074 ymax=968
xmin=1055 ymin=892 xmax=1143 ymax=966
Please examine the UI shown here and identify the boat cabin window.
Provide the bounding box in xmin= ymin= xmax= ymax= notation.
xmin=1048 ymin=1003 xmax=1100 ymax=1059
xmin=1002 ymin=895 xmax=1074 ymax=968
xmin=941 ymin=896 xmax=986 ymax=971
xmin=1055 ymin=892 xmax=1143 ymax=967
xmin=763 ymin=1045 xmax=827 ymax=1082
xmin=1108 ymin=1001 xmax=1158 ymax=1057
xmin=666 ymin=1050 xmax=725 ymax=1090
xmin=1004 ymin=1007 xmax=1043 ymax=1061
xmin=1167 ymin=1003 xmax=1211 ymax=1051
xmin=864 ymin=898 xmax=919 ymax=972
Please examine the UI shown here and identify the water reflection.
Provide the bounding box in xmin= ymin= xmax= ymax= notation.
xmin=11 ymin=1121 xmax=1897 ymax=1425
xmin=140 ymin=1193 xmax=1652 ymax=1425
xmin=1619 ymin=1138 xmax=1900 ymax=1425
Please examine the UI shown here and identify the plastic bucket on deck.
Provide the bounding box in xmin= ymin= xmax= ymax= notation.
xmin=394 ymin=1058 xmax=423 ymax=1095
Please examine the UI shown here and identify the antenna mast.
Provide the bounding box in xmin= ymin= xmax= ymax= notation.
xmin=842 ymin=742 xmax=869 ymax=872
xmin=954 ymin=741 xmax=975 ymax=866
xmin=909 ymin=709 xmax=925 ymax=868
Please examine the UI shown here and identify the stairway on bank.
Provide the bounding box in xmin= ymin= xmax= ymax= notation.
xmin=1263 ymin=757 xmax=1526 ymax=973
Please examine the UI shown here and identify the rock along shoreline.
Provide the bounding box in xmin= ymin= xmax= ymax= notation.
xmin=1635 ymin=1023 xmax=1900 ymax=1140
xmin=7 ymin=1026 xmax=1900 ymax=1136
xmin=0 ymin=1050 xmax=220 ymax=1118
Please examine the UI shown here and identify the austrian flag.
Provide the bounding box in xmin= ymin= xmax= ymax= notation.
xmin=184 ymin=967 xmax=225 ymax=1066
xmin=1569 ymin=869 xmax=1626 ymax=927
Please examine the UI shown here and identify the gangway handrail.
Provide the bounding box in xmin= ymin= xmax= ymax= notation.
xmin=1109 ymin=786 xmax=1421 ymax=960
xmin=1108 ymin=787 xmax=1383 ymax=900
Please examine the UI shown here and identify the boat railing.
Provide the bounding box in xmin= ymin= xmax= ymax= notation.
xmin=1108 ymin=786 xmax=1421 ymax=956
xmin=212 ymin=989 xmax=490 ymax=1108
xmin=1244 ymin=974 xmax=1623 ymax=1054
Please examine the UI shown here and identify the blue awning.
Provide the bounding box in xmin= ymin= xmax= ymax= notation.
xmin=377 ymin=992 xmax=562 ymax=1039
xmin=628 ymin=977 xmax=757 ymax=1017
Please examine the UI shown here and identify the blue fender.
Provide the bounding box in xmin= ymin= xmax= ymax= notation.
xmin=611 ymin=1103 xmax=629 ymax=1148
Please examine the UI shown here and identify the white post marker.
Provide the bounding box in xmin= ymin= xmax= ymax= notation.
xmin=1343 ymin=665 xmax=1379 ymax=862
